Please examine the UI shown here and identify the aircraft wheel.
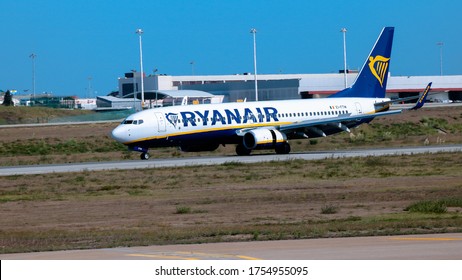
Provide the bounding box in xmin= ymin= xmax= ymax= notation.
xmin=236 ymin=144 xmax=251 ymax=156
xmin=140 ymin=152 xmax=150 ymax=160
xmin=275 ymin=142 xmax=291 ymax=154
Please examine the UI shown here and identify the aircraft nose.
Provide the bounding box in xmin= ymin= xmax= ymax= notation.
xmin=111 ymin=126 xmax=127 ymax=143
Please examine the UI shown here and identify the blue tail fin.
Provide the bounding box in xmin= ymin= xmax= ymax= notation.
xmin=330 ymin=27 xmax=394 ymax=98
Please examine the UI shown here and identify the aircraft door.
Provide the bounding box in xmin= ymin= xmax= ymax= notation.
xmin=355 ymin=102 xmax=362 ymax=114
xmin=154 ymin=112 xmax=166 ymax=132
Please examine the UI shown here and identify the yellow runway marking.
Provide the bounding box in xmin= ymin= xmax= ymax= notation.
xmin=127 ymin=251 xmax=261 ymax=260
xmin=235 ymin=255 xmax=261 ymax=260
xmin=390 ymin=237 xmax=462 ymax=241
xmin=127 ymin=253 xmax=198 ymax=260
xmin=176 ymin=251 xmax=262 ymax=260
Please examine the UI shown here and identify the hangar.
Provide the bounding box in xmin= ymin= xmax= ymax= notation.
xmin=117 ymin=72 xmax=462 ymax=104
xmin=103 ymin=89 xmax=222 ymax=110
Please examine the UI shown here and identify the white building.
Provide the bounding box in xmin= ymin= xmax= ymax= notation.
xmin=117 ymin=72 xmax=462 ymax=103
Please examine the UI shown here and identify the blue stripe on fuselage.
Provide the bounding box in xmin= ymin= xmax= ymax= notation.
xmin=129 ymin=127 xmax=241 ymax=148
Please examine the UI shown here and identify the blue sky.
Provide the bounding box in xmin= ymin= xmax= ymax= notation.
xmin=1 ymin=0 xmax=461 ymax=97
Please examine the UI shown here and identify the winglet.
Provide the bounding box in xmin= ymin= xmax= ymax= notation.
xmin=409 ymin=82 xmax=432 ymax=110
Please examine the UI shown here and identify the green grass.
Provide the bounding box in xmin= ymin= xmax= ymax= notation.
xmin=0 ymin=137 xmax=126 ymax=156
xmin=405 ymin=200 xmax=447 ymax=214
xmin=2 ymin=211 xmax=461 ymax=254
xmin=405 ymin=198 xmax=462 ymax=214
xmin=0 ymin=106 xmax=92 ymax=125
xmin=350 ymin=118 xmax=462 ymax=144
xmin=175 ymin=206 xmax=192 ymax=214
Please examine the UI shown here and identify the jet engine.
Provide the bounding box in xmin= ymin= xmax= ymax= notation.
xmin=243 ymin=129 xmax=287 ymax=150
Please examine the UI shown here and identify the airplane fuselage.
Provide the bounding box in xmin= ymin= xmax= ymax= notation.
xmin=111 ymin=97 xmax=389 ymax=154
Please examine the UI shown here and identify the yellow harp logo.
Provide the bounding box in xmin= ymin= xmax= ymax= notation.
xmin=368 ymin=55 xmax=390 ymax=87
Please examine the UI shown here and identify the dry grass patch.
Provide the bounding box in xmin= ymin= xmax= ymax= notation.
xmin=1 ymin=152 xmax=462 ymax=253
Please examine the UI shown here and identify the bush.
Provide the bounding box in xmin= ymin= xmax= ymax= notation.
xmin=439 ymin=197 xmax=462 ymax=207
xmin=404 ymin=200 xmax=447 ymax=214
xmin=175 ymin=206 xmax=191 ymax=214
xmin=321 ymin=204 xmax=339 ymax=214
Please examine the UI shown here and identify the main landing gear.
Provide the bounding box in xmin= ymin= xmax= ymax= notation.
xmin=235 ymin=142 xmax=291 ymax=156
xmin=235 ymin=144 xmax=252 ymax=156
xmin=275 ymin=142 xmax=291 ymax=154
xmin=140 ymin=152 xmax=150 ymax=160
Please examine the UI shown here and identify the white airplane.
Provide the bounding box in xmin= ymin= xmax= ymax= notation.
xmin=112 ymin=27 xmax=431 ymax=160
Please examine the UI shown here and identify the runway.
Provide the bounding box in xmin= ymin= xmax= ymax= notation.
xmin=2 ymin=233 xmax=461 ymax=260
xmin=1 ymin=145 xmax=461 ymax=176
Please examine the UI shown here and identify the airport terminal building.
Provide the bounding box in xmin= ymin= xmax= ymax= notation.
xmin=117 ymin=72 xmax=462 ymax=104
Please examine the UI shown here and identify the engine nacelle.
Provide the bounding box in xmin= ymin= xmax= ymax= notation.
xmin=243 ymin=129 xmax=287 ymax=150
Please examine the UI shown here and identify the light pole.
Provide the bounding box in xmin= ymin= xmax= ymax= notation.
xmin=340 ymin=28 xmax=348 ymax=88
xmin=29 ymin=53 xmax=37 ymax=100
xmin=153 ymin=68 xmax=159 ymax=107
xmin=437 ymin=42 xmax=444 ymax=76
xmin=250 ymin=28 xmax=258 ymax=101
xmin=136 ymin=28 xmax=145 ymax=108
xmin=131 ymin=69 xmax=137 ymax=111
xmin=190 ymin=61 xmax=195 ymax=75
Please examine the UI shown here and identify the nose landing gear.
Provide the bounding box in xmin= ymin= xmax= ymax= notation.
xmin=130 ymin=146 xmax=151 ymax=160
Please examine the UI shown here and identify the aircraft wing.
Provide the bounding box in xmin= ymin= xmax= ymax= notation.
xmin=278 ymin=110 xmax=402 ymax=134
xmin=236 ymin=83 xmax=431 ymax=137
xmin=276 ymin=83 xmax=431 ymax=136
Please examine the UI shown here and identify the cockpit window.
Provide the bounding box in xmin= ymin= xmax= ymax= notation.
xmin=122 ymin=119 xmax=144 ymax=125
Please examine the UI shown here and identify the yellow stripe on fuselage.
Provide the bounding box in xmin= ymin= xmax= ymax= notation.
xmin=122 ymin=121 xmax=293 ymax=145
